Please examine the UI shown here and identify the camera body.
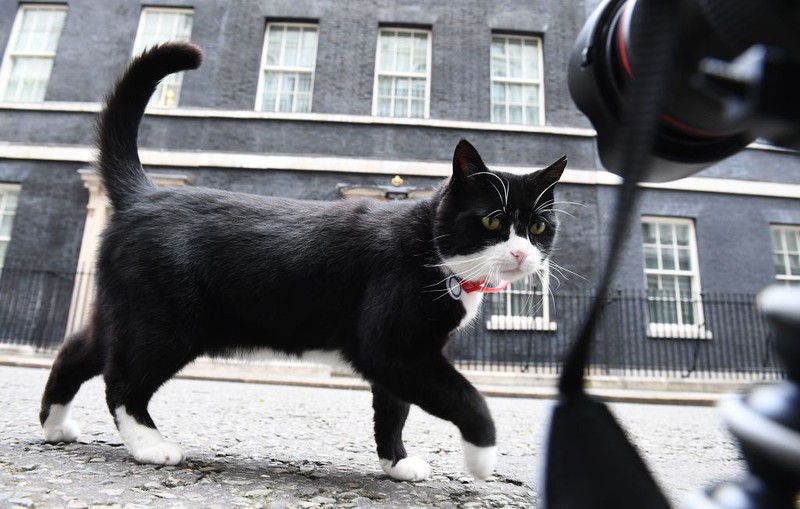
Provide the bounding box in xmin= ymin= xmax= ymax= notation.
xmin=569 ymin=0 xmax=800 ymax=182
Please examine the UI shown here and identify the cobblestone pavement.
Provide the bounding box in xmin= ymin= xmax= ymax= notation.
xmin=1 ymin=365 xmax=744 ymax=508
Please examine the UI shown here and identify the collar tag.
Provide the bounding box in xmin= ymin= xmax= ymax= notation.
xmin=446 ymin=275 xmax=463 ymax=300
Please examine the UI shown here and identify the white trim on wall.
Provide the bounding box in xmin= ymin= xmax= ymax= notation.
xmin=0 ymin=101 xmax=598 ymax=137
xmin=2 ymin=142 xmax=800 ymax=200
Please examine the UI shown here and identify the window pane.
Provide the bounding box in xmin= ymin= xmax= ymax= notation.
xmin=4 ymin=192 xmax=18 ymax=210
xmin=297 ymin=73 xmax=312 ymax=93
xmin=278 ymin=92 xmax=292 ymax=112
xmin=675 ymin=224 xmax=690 ymax=246
xmin=264 ymin=72 xmax=279 ymax=93
xmin=283 ymin=27 xmax=300 ymax=66
xmin=411 ymin=78 xmax=425 ymax=98
xmin=377 ymin=97 xmax=392 ymax=116
xmin=492 ymin=104 xmax=505 ymax=123
xmin=395 ymin=32 xmax=412 ymax=72
xmin=659 ymin=223 xmax=674 ymax=244
xmin=410 ymin=98 xmax=424 ymax=118
xmin=677 ymin=276 xmax=693 ymax=297
xmin=413 ymin=33 xmax=427 ymax=72
xmin=491 ymin=40 xmax=506 ymax=78
xmin=300 ymin=30 xmax=318 ymax=67
xmin=644 ymin=246 xmax=659 ymax=270
xmin=0 ymin=215 xmax=13 ymax=238
xmin=775 ymin=253 xmax=788 ymax=276
xmin=681 ymin=300 xmax=696 ymax=325
xmin=394 ymin=97 xmax=407 ymax=117
xmin=295 ymin=93 xmax=310 ymax=113
xmin=677 ymin=248 xmax=691 ymax=271
xmin=522 ymin=39 xmax=539 ymax=80
xmin=661 ymin=247 xmax=676 ymax=271
xmin=395 ymin=77 xmax=409 ymax=99
xmin=791 ymin=255 xmax=800 ymax=276
xmin=787 ymin=231 xmax=799 ymax=252
xmin=491 ymin=82 xmax=505 ymax=103
xmin=266 ymin=30 xmax=282 ymax=65
xmin=379 ymin=34 xmax=395 ymax=72
xmin=378 ymin=76 xmax=392 ymax=96
xmin=525 ymin=105 xmax=539 ymax=124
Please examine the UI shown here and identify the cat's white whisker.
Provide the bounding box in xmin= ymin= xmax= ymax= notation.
xmin=424 ymin=254 xmax=488 ymax=270
xmin=548 ymin=200 xmax=587 ymax=208
xmin=549 ymin=261 xmax=588 ymax=282
xmin=469 ymin=171 xmax=509 ymax=212
xmin=537 ymin=208 xmax=577 ymax=219
xmin=533 ymin=180 xmax=560 ymax=211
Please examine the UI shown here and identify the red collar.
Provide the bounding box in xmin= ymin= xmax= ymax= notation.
xmin=460 ymin=279 xmax=510 ymax=294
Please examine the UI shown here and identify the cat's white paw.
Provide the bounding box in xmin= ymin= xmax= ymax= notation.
xmin=115 ymin=406 xmax=184 ymax=466
xmin=43 ymin=419 xmax=81 ymax=443
xmin=462 ymin=441 xmax=497 ymax=480
xmin=131 ymin=442 xmax=185 ymax=465
xmin=42 ymin=403 xmax=81 ymax=443
xmin=379 ymin=457 xmax=432 ymax=482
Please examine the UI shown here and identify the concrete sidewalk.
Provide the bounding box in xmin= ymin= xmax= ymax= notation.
xmin=0 ymin=347 xmax=759 ymax=406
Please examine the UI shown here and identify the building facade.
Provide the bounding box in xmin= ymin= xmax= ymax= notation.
xmin=0 ymin=0 xmax=798 ymax=376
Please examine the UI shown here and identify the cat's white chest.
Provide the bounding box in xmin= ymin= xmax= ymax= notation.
xmin=457 ymin=291 xmax=484 ymax=330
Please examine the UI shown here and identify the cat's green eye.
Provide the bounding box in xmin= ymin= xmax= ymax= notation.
xmin=482 ymin=215 xmax=502 ymax=231
xmin=530 ymin=220 xmax=548 ymax=236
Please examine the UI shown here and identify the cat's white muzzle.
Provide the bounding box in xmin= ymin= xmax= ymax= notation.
xmin=443 ymin=233 xmax=545 ymax=284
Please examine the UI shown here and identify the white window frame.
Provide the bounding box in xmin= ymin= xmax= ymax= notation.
xmin=0 ymin=4 xmax=67 ymax=103
xmin=0 ymin=183 xmax=21 ymax=268
xmin=486 ymin=264 xmax=556 ymax=331
xmin=255 ymin=22 xmax=319 ymax=113
xmin=490 ymin=33 xmax=545 ymax=126
xmin=131 ymin=7 xmax=194 ymax=108
xmin=771 ymin=224 xmax=800 ymax=286
xmin=642 ymin=216 xmax=711 ymax=339
xmin=372 ymin=27 xmax=432 ymax=119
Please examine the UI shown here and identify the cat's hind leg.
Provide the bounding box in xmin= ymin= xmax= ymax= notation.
xmin=372 ymin=383 xmax=432 ymax=482
xmin=104 ymin=334 xmax=194 ymax=466
xmin=40 ymin=324 xmax=104 ymax=443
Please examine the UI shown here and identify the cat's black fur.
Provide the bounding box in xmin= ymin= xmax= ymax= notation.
xmin=40 ymin=43 xmax=566 ymax=480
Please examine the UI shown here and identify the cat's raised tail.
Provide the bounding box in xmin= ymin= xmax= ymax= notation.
xmin=96 ymin=42 xmax=202 ymax=210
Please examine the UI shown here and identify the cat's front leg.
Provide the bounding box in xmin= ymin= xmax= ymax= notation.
xmin=365 ymin=355 xmax=497 ymax=480
xmin=371 ymin=383 xmax=432 ymax=482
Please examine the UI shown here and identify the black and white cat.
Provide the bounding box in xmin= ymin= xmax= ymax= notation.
xmin=39 ymin=43 xmax=566 ymax=482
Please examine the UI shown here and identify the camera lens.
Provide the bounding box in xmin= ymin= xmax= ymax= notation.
xmin=569 ymin=0 xmax=800 ymax=181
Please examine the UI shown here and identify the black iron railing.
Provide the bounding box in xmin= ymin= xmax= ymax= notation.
xmin=447 ymin=288 xmax=783 ymax=380
xmin=0 ymin=265 xmax=785 ymax=380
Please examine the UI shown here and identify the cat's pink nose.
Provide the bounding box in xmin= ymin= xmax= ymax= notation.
xmin=511 ymin=250 xmax=527 ymax=264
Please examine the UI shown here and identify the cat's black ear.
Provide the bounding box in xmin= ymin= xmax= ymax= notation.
xmin=530 ymin=155 xmax=567 ymax=188
xmin=452 ymin=139 xmax=488 ymax=180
